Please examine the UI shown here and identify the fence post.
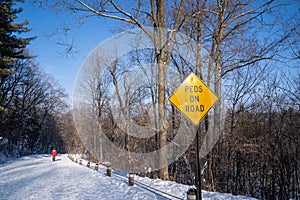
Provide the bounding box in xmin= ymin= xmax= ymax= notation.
xmin=129 ymin=173 xmax=135 ymax=186
xmin=95 ymin=163 xmax=99 ymax=171
xmin=107 ymin=166 xmax=112 ymax=177
xmin=187 ymin=188 xmax=197 ymax=200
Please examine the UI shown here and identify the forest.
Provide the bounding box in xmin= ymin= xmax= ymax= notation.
xmin=0 ymin=0 xmax=82 ymax=158
xmin=1 ymin=0 xmax=299 ymax=199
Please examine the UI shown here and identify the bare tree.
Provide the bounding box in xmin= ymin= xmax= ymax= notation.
xmin=180 ymin=0 xmax=300 ymax=191
xmin=38 ymin=0 xmax=191 ymax=180
xmin=32 ymin=0 xmax=300 ymax=190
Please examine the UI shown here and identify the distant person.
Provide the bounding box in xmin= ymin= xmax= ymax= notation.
xmin=51 ymin=149 xmax=57 ymax=161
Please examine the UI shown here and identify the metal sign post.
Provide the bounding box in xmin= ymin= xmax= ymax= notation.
xmin=168 ymin=73 xmax=219 ymax=200
xmin=195 ymin=126 xmax=202 ymax=200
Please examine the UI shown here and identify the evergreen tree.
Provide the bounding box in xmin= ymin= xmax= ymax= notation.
xmin=0 ymin=0 xmax=36 ymax=78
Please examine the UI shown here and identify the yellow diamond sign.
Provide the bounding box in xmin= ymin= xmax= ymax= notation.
xmin=169 ymin=73 xmax=219 ymax=126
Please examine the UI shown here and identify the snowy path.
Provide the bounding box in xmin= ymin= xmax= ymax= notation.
xmin=0 ymin=154 xmax=256 ymax=200
xmin=0 ymin=154 xmax=161 ymax=200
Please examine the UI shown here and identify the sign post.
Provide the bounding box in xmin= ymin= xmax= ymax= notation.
xmin=169 ymin=73 xmax=219 ymax=200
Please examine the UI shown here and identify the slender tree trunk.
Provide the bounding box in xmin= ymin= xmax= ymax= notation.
xmin=154 ymin=0 xmax=169 ymax=180
xmin=208 ymin=0 xmax=227 ymax=192
xmin=157 ymin=59 xmax=169 ymax=180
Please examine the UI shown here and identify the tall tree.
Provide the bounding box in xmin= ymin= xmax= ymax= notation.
xmin=0 ymin=0 xmax=36 ymax=110
xmin=34 ymin=0 xmax=299 ymax=189
xmin=43 ymin=0 xmax=188 ymax=180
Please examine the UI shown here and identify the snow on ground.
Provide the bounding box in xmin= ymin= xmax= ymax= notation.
xmin=0 ymin=154 xmax=257 ymax=200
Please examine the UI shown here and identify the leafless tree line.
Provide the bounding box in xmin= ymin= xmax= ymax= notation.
xmin=32 ymin=0 xmax=299 ymax=198
xmin=0 ymin=57 xmax=82 ymax=158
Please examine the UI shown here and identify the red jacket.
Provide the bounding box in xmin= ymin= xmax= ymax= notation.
xmin=51 ymin=150 xmax=57 ymax=157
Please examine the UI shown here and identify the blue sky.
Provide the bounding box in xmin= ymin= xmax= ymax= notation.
xmin=18 ymin=2 xmax=114 ymax=100
xmin=17 ymin=1 xmax=299 ymax=103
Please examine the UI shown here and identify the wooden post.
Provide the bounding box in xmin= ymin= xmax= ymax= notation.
xmin=87 ymin=161 xmax=90 ymax=168
xmin=129 ymin=173 xmax=135 ymax=186
xmin=107 ymin=166 xmax=112 ymax=177
xmin=187 ymin=188 xmax=197 ymax=200
xmin=95 ymin=163 xmax=99 ymax=171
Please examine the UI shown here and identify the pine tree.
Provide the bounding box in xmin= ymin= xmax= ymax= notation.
xmin=0 ymin=0 xmax=36 ymax=78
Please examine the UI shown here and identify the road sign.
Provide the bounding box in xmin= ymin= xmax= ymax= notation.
xmin=168 ymin=73 xmax=219 ymax=125
xmin=169 ymin=73 xmax=219 ymax=200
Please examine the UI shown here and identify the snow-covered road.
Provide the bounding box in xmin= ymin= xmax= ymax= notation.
xmin=0 ymin=154 xmax=163 ymax=200
xmin=0 ymin=154 xmax=256 ymax=200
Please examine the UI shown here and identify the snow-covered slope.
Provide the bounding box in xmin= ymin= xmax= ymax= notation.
xmin=0 ymin=154 xmax=256 ymax=200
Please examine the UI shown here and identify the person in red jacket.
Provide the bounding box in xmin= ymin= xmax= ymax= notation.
xmin=51 ymin=149 xmax=57 ymax=161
